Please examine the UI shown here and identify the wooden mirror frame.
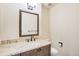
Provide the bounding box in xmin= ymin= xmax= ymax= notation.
xmin=19 ymin=9 xmax=39 ymax=37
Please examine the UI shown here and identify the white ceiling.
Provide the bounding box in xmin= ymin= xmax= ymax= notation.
xmin=42 ymin=3 xmax=56 ymax=8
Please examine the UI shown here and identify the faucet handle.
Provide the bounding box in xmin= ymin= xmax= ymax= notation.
xmin=34 ymin=38 xmax=36 ymax=41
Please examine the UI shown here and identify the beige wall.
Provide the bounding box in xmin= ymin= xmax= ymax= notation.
xmin=0 ymin=3 xmax=42 ymax=40
xmin=41 ymin=5 xmax=50 ymax=39
xmin=50 ymin=3 xmax=79 ymax=55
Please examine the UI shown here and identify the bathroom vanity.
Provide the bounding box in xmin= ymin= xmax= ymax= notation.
xmin=13 ymin=44 xmax=50 ymax=56
xmin=0 ymin=39 xmax=51 ymax=56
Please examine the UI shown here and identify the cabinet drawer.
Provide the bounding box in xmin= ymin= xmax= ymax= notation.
xmin=21 ymin=49 xmax=37 ymax=56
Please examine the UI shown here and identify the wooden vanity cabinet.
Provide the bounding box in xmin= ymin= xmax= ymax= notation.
xmin=12 ymin=44 xmax=51 ymax=56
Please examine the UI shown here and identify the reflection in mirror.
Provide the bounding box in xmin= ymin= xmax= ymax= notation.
xmin=19 ymin=10 xmax=39 ymax=37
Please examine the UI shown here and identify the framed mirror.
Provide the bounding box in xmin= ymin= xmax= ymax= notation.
xmin=19 ymin=10 xmax=39 ymax=37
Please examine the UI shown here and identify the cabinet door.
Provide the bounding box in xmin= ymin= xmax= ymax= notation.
xmin=36 ymin=45 xmax=51 ymax=56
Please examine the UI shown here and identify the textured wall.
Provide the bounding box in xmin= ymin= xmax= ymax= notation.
xmin=0 ymin=3 xmax=41 ymax=40
xmin=50 ymin=3 xmax=79 ymax=55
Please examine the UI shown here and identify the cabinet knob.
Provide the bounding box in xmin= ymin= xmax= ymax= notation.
xmin=37 ymin=48 xmax=41 ymax=52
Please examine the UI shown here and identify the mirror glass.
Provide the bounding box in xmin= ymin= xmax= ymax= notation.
xmin=19 ymin=10 xmax=39 ymax=37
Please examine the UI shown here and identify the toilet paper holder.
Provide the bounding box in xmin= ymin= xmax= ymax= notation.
xmin=58 ymin=42 xmax=63 ymax=47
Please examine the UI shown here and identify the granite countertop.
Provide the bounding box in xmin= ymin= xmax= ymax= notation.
xmin=0 ymin=39 xmax=51 ymax=56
